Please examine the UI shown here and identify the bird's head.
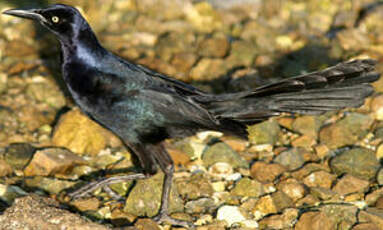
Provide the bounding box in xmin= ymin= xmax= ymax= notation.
xmin=3 ymin=4 xmax=89 ymax=42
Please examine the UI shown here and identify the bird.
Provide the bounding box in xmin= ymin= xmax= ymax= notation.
xmin=3 ymin=3 xmax=380 ymax=228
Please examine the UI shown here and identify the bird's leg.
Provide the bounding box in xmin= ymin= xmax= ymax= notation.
xmin=68 ymin=173 xmax=147 ymax=200
xmin=152 ymin=144 xmax=194 ymax=228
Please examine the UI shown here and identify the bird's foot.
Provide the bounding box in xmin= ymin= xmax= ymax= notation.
xmin=68 ymin=173 xmax=147 ymax=200
xmin=153 ymin=212 xmax=194 ymax=229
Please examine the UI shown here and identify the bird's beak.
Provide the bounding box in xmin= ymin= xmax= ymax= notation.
xmin=3 ymin=8 xmax=47 ymax=23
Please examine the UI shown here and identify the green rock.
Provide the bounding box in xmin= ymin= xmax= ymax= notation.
xmin=5 ymin=143 xmax=36 ymax=170
xmin=202 ymin=142 xmax=248 ymax=168
xmin=274 ymin=147 xmax=306 ymax=170
xmin=330 ymin=147 xmax=379 ymax=181
xmin=319 ymin=113 xmax=373 ymax=149
xmin=0 ymin=184 xmax=28 ymax=204
xmin=292 ymin=116 xmax=323 ymax=138
xmin=248 ymin=120 xmax=280 ymax=145
xmin=25 ymin=176 xmax=76 ymax=194
xmin=124 ymin=172 xmax=183 ymax=217
xmin=231 ymin=177 xmax=265 ymax=198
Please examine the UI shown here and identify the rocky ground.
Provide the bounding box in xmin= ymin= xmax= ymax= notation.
xmin=0 ymin=0 xmax=383 ymax=229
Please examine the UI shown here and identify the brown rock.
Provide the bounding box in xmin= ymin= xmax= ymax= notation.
xmin=134 ymin=218 xmax=160 ymax=230
xmin=296 ymin=194 xmax=320 ymax=207
xmin=292 ymin=116 xmax=322 ymax=138
xmin=291 ymin=135 xmax=317 ymax=148
xmin=259 ymin=208 xmax=299 ymax=229
xmin=254 ymin=195 xmax=278 ymax=218
xmin=171 ymin=52 xmax=197 ymax=78
xmin=366 ymin=188 xmax=383 ymax=206
xmin=52 ymin=109 xmax=109 ymax=155
xmin=295 ymin=211 xmax=334 ymax=230
xmin=278 ymin=179 xmax=306 ymax=202
xmin=371 ymin=95 xmax=383 ymax=120
xmin=303 ymin=171 xmax=336 ymax=189
xmin=358 ymin=208 xmax=383 ymax=229
xmin=189 ymin=58 xmax=226 ymax=81
xmin=250 ymin=161 xmax=286 ymax=183
xmin=333 ymin=174 xmax=369 ymax=196
xmin=352 ymin=223 xmax=380 ymax=230
xmin=70 ymin=197 xmax=100 ymax=212
xmin=24 ymin=148 xmax=86 ymax=176
xmin=0 ymin=195 xmax=108 ymax=230
xmin=0 ymin=159 xmax=13 ymax=177
xmin=198 ymin=37 xmax=230 ymax=58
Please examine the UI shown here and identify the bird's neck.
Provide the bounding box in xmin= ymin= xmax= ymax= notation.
xmin=60 ymin=27 xmax=107 ymax=67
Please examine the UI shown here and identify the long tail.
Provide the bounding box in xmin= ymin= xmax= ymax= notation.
xmin=199 ymin=59 xmax=380 ymax=131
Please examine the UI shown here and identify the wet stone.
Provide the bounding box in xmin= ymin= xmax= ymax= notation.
xmin=295 ymin=211 xmax=334 ymax=230
xmin=330 ymin=147 xmax=380 ymax=181
xmin=278 ymin=178 xmax=306 ymax=202
xmin=358 ymin=208 xmax=383 ymax=230
xmin=258 ymin=208 xmax=299 ymax=229
xmin=24 ymin=177 xmax=76 ymax=195
xmin=303 ymin=171 xmax=336 ymax=189
xmin=216 ymin=205 xmax=247 ymax=227
xmin=292 ymin=115 xmax=323 ymax=138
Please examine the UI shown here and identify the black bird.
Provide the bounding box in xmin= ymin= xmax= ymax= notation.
xmin=3 ymin=4 xmax=380 ymax=227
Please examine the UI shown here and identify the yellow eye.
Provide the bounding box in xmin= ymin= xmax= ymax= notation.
xmin=51 ymin=16 xmax=59 ymax=23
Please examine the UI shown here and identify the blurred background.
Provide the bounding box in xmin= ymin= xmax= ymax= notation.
xmin=1 ymin=0 xmax=383 ymax=229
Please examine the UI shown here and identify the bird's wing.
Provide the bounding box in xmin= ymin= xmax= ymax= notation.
xmin=134 ymin=64 xmax=208 ymax=96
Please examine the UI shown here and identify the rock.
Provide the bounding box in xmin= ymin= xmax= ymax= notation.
xmin=330 ymin=147 xmax=380 ymax=181
xmin=0 ymin=159 xmax=12 ymax=177
xmin=26 ymin=79 xmax=66 ymax=109
xmin=253 ymin=195 xmax=277 ymax=219
xmin=24 ymin=177 xmax=76 ymax=195
xmin=291 ymin=135 xmax=317 ymax=148
xmin=216 ymin=205 xmax=246 ymax=227
xmin=303 ymin=171 xmax=336 ymax=189
xmin=185 ymin=197 xmax=216 ymax=214
xmin=124 ymin=173 xmax=183 ymax=217
xmin=70 ymin=197 xmax=100 ymax=212
xmin=202 ymin=142 xmax=248 ymax=169
xmin=310 ymin=187 xmax=338 ymax=201
xmin=176 ymin=172 xmax=213 ymax=200
xmin=136 ymin=0 xmax=185 ymax=21
xmin=0 ymin=73 xmax=7 ymax=94
xmin=371 ymin=95 xmax=383 ymax=120
xmin=225 ymin=40 xmax=256 ymax=68
xmin=259 ymin=208 xmax=299 ymax=229
xmin=274 ymin=147 xmax=306 ymax=170
xmin=198 ymin=36 xmax=230 ymax=58
xmin=155 ymin=32 xmax=194 ymax=62
xmin=248 ymin=120 xmax=280 ymax=145
xmin=378 ymin=169 xmax=383 ymax=185
xmin=358 ymin=208 xmax=383 ymax=229
xmin=0 ymin=184 xmax=28 ymax=204
xmin=5 ymin=143 xmax=35 ymax=170
xmin=278 ymin=179 xmax=306 ymax=202
xmin=319 ymin=113 xmax=373 ymax=149
xmin=184 ymin=1 xmax=223 ymax=33
xmin=0 ymin=195 xmax=108 ymax=230
xmin=134 ymin=218 xmax=161 ymax=230
xmin=352 ymin=223 xmax=380 ymax=230
xmin=208 ymin=162 xmax=234 ymax=179
xmin=292 ymin=116 xmax=323 ymax=138
xmin=320 ymin=204 xmax=358 ymax=229
xmin=170 ymin=52 xmax=197 ymax=79
xmin=24 ymin=148 xmax=86 ymax=176
xmin=366 ymin=188 xmax=383 ymax=206
xmin=231 ymin=177 xmax=265 ymax=198
xmin=189 ymin=58 xmax=226 ymax=81
xmin=333 ymin=174 xmax=370 ymax=196
xmin=52 ymin=109 xmax=109 ymax=156
xmin=295 ymin=194 xmax=320 ymax=207
xmin=250 ymin=161 xmax=286 ymax=183
xmin=295 ymin=211 xmax=334 ymax=230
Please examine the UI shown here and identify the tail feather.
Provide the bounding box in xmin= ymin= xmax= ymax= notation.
xmin=205 ymin=59 xmax=380 ymax=125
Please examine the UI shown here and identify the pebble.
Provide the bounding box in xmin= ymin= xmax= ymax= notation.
xmin=216 ymin=205 xmax=246 ymax=227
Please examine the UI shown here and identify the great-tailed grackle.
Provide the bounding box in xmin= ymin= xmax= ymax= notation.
xmin=3 ymin=4 xmax=380 ymax=227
